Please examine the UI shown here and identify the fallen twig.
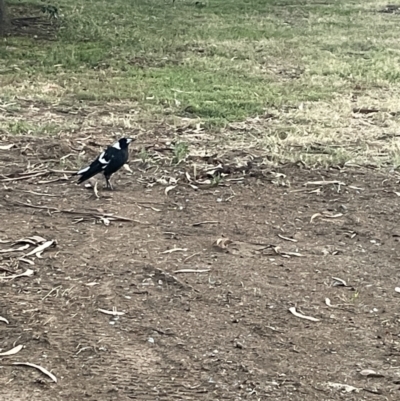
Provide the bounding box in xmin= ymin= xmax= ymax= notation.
xmin=274 ymin=247 xmax=303 ymax=258
xmin=12 ymin=362 xmax=57 ymax=383
xmin=173 ymin=269 xmax=211 ymax=274
xmin=0 ymin=172 xmax=48 ymax=182
xmin=49 ymin=169 xmax=77 ymax=174
xmin=5 ymin=200 xmax=59 ymax=212
xmin=304 ymin=180 xmax=345 ymax=186
xmin=193 ymin=220 xmax=219 ymax=227
xmin=278 ymin=234 xmax=297 ymax=243
xmin=0 ymin=169 xmax=74 ymax=184
xmin=93 ymin=181 xmax=99 ymax=199
xmin=15 ymin=190 xmax=59 ymax=197
xmin=42 ymin=285 xmax=61 ymax=301
xmin=161 ymin=248 xmax=188 ymax=254
xmin=310 ymin=212 xmax=343 ymax=223
xmin=98 ymin=308 xmax=125 ymax=316
xmin=38 ymin=177 xmax=68 ymax=184
xmin=135 ymin=201 xmax=166 ymax=206
xmin=183 ymin=252 xmax=200 ymax=263
xmin=7 ymin=200 xmax=144 ymax=224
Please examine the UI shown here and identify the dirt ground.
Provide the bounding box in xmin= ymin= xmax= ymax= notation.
xmin=1 ymin=132 xmax=400 ymax=401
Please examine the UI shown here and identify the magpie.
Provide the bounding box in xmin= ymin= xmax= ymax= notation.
xmin=75 ymin=137 xmax=134 ymax=190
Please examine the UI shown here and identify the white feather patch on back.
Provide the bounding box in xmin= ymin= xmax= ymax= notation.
xmin=98 ymin=151 xmax=109 ymax=165
xmin=77 ymin=166 xmax=90 ymax=175
xmin=112 ymin=141 xmax=121 ymax=150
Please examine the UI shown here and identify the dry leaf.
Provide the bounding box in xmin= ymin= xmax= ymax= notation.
xmin=360 ymin=369 xmax=384 ymax=378
xmin=322 ymin=212 xmax=343 ymax=219
xmin=185 ymin=171 xmax=192 ymax=182
xmin=0 ymin=144 xmax=15 ymax=150
xmin=123 ymin=164 xmax=133 ymax=173
xmin=12 ymin=362 xmax=57 ymax=383
xmin=99 ymin=216 xmax=110 ymax=226
xmin=288 ymin=307 xmax=320 ymax=322
xmin=165 ymin=185 xmax=177 ymax=196
xmin=213 ymin=237 xmax=233 ymax=249
xmin=310 ymin=213 xmax=322 ymax=223
xmin=311 ymin=212 xmax=343 ymax=223
xmin=0 ymin=344 xmax=23 ymax=356
xmin=15 ymin=236 xmax=46 ymax=246
xmin=332 ymin=277 xmax=348 ymax=287
xmin=0 ymin=244 xmax=30 ymax=254
xmin=327 ymin=382 xmax=359 ymax=393
xmin=0 ymin=269 xmax=34 ymax=280
xmin=25 ymin=240 xmax=55 ymax=257
xmin=325 ymin=298 xmax=337 ymax=308
xmin=18 ymin=257 xmax=35 ymax=265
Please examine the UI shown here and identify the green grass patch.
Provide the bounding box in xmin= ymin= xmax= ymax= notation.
xmin=2 ymin=0 xmax=400 ymax=164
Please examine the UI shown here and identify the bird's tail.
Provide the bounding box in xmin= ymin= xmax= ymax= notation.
xmin=76 ymin=161 xmax=103 ymax=184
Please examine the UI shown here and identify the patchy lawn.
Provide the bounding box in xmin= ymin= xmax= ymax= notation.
xmin=1 ymin=1 xmax=400 ymax=400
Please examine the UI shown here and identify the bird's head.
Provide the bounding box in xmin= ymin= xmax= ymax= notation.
xmin=115 ymin=137 xmax=135 ymax=149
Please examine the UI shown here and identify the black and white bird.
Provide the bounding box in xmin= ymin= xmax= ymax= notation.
xmin=75 ymin=137 xmax=134 ymax=190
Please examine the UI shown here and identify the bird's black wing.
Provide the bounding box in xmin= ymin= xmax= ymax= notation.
xmin=103 ymin=147 xmax=129 ymax=177
xmin=76 ymin=146 xmax=115 ymax=184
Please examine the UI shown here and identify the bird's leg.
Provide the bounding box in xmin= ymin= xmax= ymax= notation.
xmin=105 ymin=175 xmax=113 ymax=190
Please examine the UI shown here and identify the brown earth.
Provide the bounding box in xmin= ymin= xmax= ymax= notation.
xmin=1 ymin=133 xmax=400 ymax=401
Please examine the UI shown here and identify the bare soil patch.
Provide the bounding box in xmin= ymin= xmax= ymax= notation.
xmin=3 ymin=4 xmax=59 ymax=40
xmin=1 ymin=130 xmax=400 ymax=400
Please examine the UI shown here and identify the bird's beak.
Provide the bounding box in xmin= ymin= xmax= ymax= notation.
xmin=127 ymin=138 xmax=134 ymax=144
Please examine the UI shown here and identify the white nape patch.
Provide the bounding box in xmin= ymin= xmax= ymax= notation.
xmin=77 ymin=166 xmax=90 ymax=175
xmin=112 ymin=141 xmax=121 ymax=150
xmin=98 ymin=151 xmax=109 ymax=165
